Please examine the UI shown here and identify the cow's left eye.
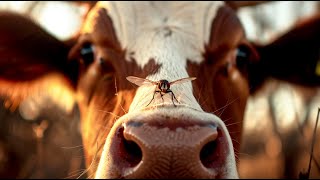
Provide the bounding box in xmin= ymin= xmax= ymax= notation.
xmin=236 ymin=45 xmax=250 ymax=71
xmin=80 ymin=42 xmax=95 ymax=65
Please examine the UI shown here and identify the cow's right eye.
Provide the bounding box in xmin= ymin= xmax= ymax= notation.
xmin=236 ymin=45 xmax=250 ymax=72
xmin=80 ymin=43 xmax=95 ymax=65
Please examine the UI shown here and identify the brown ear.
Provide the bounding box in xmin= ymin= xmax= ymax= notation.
xmin=248 ymin=14 xmax=320 ymax=93
xmin=0 ymin=11 xmax=78 ymax=113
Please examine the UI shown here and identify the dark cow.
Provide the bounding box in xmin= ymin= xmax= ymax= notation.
xmin=0 ymin=1 xmax=319 ymax=179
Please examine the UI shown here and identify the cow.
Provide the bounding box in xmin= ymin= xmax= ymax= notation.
xmin=0 ymin=1 xmax=319 ymax=179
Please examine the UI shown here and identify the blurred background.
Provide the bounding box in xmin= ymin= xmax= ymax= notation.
xmin=0 ymin=1 xmax=319 ymax=179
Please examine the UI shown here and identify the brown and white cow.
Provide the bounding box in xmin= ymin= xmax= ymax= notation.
xmin=0 ymin=1 xmax=319 ymax=179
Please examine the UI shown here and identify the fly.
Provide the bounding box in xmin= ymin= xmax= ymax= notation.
xmin=126 ymin=76 xmax=196 ymax=107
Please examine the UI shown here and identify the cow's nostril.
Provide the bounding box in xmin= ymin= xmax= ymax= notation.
xmin=123 ymin=139 xmax=142 ymax=166
xmin=200 ymin=129 xmax=226 ymax=170
xmin=200 ymin=140 xmax=218 ymax=168
xmin=118 ymin=127 xmax=142 ymax=167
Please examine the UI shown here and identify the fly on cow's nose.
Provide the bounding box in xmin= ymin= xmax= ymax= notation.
xmin=126 ymin=76 xmax=196 ymax=107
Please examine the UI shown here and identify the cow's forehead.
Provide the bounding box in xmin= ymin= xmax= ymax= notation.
xmin=95 ymin=1 xmax=224 ymax=68
xmin=85 ymin=1 xmax=226 ymax=112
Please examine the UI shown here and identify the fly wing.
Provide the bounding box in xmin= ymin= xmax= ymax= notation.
xmin=170 ymin=77 xmax=197 ymax=86
xmin=126 ymin=76 xmax=157 ymax=87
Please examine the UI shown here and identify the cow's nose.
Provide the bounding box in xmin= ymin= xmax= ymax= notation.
xmin=100 ymin=117 xmax=230 ymax=179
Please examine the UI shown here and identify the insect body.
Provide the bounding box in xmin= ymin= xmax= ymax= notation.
xmin=126 ymin=76 xmax=196 ymax=107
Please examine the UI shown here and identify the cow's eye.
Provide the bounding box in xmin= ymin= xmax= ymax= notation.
xmin=236 ymin=45 xmax=250 ymax=71
xmin=80 ymin=42 xmax=95 ymax=65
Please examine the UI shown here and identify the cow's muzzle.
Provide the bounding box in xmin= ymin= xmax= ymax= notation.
xmin=95 ymin=107 xmax=238 ymax=179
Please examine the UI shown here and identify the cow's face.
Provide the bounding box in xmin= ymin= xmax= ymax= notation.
xmin=68 ymin=2 xmax=259 ymax=178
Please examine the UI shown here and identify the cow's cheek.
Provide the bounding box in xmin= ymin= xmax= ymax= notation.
xmin=78 ymin=80 xmax=137 ymax=172
xmin=212 ymin=68 xmax=249 ymax=158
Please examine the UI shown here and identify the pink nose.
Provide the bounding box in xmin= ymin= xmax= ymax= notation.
xmin=102 ymin=116 xmax=231 ymax=179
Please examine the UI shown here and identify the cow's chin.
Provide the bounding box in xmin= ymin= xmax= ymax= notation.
xmin=94 ymin=106 xmax=239 ymax=179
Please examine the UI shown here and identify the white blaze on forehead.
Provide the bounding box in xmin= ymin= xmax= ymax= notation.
xmin=96 ymin=1 xmax=224 ymax=111
xmin=97 ymin=1 xmax=224 ymax=66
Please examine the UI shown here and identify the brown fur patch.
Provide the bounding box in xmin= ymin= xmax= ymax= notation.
xmin=187 ymin=6 xmax=249 ymax=160
xmin=73 ymin=8 xmax=162 ymax=171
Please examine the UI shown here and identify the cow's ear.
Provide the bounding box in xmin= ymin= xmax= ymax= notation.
xmin=0 ymin=11 xmax=78 ymax=113
xmin=248 ymin=14 xmax=320 ymax=93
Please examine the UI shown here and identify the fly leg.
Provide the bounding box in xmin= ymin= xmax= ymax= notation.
xmin=146 ymin=91 xmax=160 ymax=107
xmin=167 ymin=89 xmax=179 ymax=107
xmin=160 ymin=92 xmax=165 ymax=103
